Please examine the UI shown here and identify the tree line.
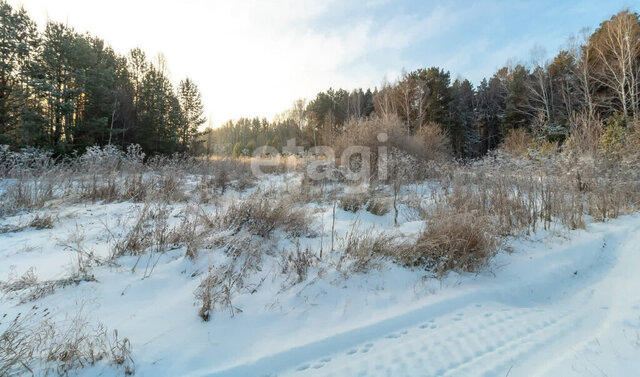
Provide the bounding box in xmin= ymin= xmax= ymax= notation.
xmin=2 ymin=2 xmax=638 ymax=159
xmin=206 ymin=10 xmax=639 ymax=159
xmin=0 ymin=0 xmax=205 ymax=155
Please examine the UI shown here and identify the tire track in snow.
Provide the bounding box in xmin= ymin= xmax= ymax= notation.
xmin=283 ymin=302 xmax=590 ymax=377
xmin=199 ymin=217 xmax=639 ymax=377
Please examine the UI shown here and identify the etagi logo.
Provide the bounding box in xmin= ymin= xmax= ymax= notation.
xmin=251 ymin=133 xmax=390 ymax=181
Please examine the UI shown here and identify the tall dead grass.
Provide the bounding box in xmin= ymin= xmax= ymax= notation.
xmin=0 ymin=308 xmax=133 ymax=376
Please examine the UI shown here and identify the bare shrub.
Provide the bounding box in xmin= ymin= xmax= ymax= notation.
xmin=0 ymin=171 xmax=62 ymax=215
xmin=401 ymin=122 xmax=452 ymax=163
xmin=0 ymin=146 xmax=57 ymax=178
xmin=565 ymin=112 xmax=604 ymax=157
xmin=279 ymin=241 xmax=317 ymax=284
xmin=333 ymin=115 xmax=404 ymax=179
xmin=195 ymin=236 xmax=262 ymax=321
xmin=333 ymin=116 xmax=450 ymax=182
xmin=501 ymin=128 xmax=534 ymax=157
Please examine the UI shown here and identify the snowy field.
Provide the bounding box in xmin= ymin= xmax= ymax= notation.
xmin=1 ymin=168 xmax=640 ymax=377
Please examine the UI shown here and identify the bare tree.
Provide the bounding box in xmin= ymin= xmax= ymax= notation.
xmin=396 ymin=70 xmax=414 ymax=133
xmin=527 ymin=46 xmax=553 ymax=127
xmin=290 ymin=98 xmax=307 ymax=129
xmin=588 ymin=10 xmax=640 ymax=122
xmin=373 ymin=80 xmax=398 ymax=121
xmin=569 ymin=28 xmax=598 ymax=122
xmin=413 ymin=77 xmax=431 ymax=133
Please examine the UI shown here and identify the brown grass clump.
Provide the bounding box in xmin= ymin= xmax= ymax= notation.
xmin=195 ymin=265 xmax=240 ymax=321
xmin=339 ymin=191 xmax=369 ymax=212
xmin=408 ymin=212 xmax=498 ymax=275
xmin=195 ymin=234 xmax=263 ymax=321
xmin=219 ymin=192 xmax=313 ymax=238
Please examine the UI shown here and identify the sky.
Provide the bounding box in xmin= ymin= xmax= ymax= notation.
xmin=7 ymin=0 xmax=638 ymax=127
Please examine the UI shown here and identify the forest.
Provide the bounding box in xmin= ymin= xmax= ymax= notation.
xmin=206 ymin=9 xmax=640 ymax=160
xmin=0 ymin=1 xmax=205 ymax=155
xmin=2 ymin=1 xmax=639 ymax=159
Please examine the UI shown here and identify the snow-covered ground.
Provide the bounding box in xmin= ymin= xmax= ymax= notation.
xmin=1 ymin=175 xmax=639 ymax=376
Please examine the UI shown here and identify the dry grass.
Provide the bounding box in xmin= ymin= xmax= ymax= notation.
xmin=366 ymin=196 xmax=391 ymax=216
xmin=0 ymin=145 xmax=260 ymax=217
xmin=2 ymin=138 xmax=640 ymax=329
xmin=402 ymin=123 xmax=452 ymax=163
xmin=195 ymin=233 xmax=264 ymax=321
xmin=279 ymin=241 xmax=317 ymax=284
xmin=218 ymin=191 xmax=314 ymax=238
xmin=29 ymin=214 xmax=56 ymax=230
xmin=0 ymin=267 xmax=95 ymax=305
xmin=408 ymin=211 xmax=498 ymax=275
xmin=195 ymin=265 xmax=241 ymax=321
xmin=0 ymin=308 xmax=133 ymax=376
xmin=340 ymin=191 xmax=369 ymax=213
xmin=340 ymin=223 xmax=405 ymax=273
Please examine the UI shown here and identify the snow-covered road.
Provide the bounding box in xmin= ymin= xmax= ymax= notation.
xmin=205 ymin=215 xmax=640 ymax=377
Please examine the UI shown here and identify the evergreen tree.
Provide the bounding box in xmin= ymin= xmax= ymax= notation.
xmin=178 ymin=78 xmax=205 ymax=150
xmin=0 ymin=1 xmax=39 ymax=145
xmin=450 ymin=79 xmax=479 ymax=157
xmin=136 ymin=66 xmax=182 ymax=154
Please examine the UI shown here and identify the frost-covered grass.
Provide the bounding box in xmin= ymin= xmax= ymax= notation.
xmin=1 ymin=145 xmax=640 ymax=376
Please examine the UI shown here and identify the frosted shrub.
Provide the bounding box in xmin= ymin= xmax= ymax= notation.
xmin=78 ymin=145 xmax=124 ymax=173
xmin=124 ymin=144 xmax=146 ymax=171
xmin=0 ymin=146 xmax=56 ymax=177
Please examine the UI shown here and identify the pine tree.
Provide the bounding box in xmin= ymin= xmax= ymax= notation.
xmin=450 ymin=79 xmax=479 ymax=157
xmin=178 ymin=78 xmax=205 ymax=150
xmin=136 ymin=66 xmax=182 ymax=154
xmin=0 ymin=1 xmax=39 ymax=145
